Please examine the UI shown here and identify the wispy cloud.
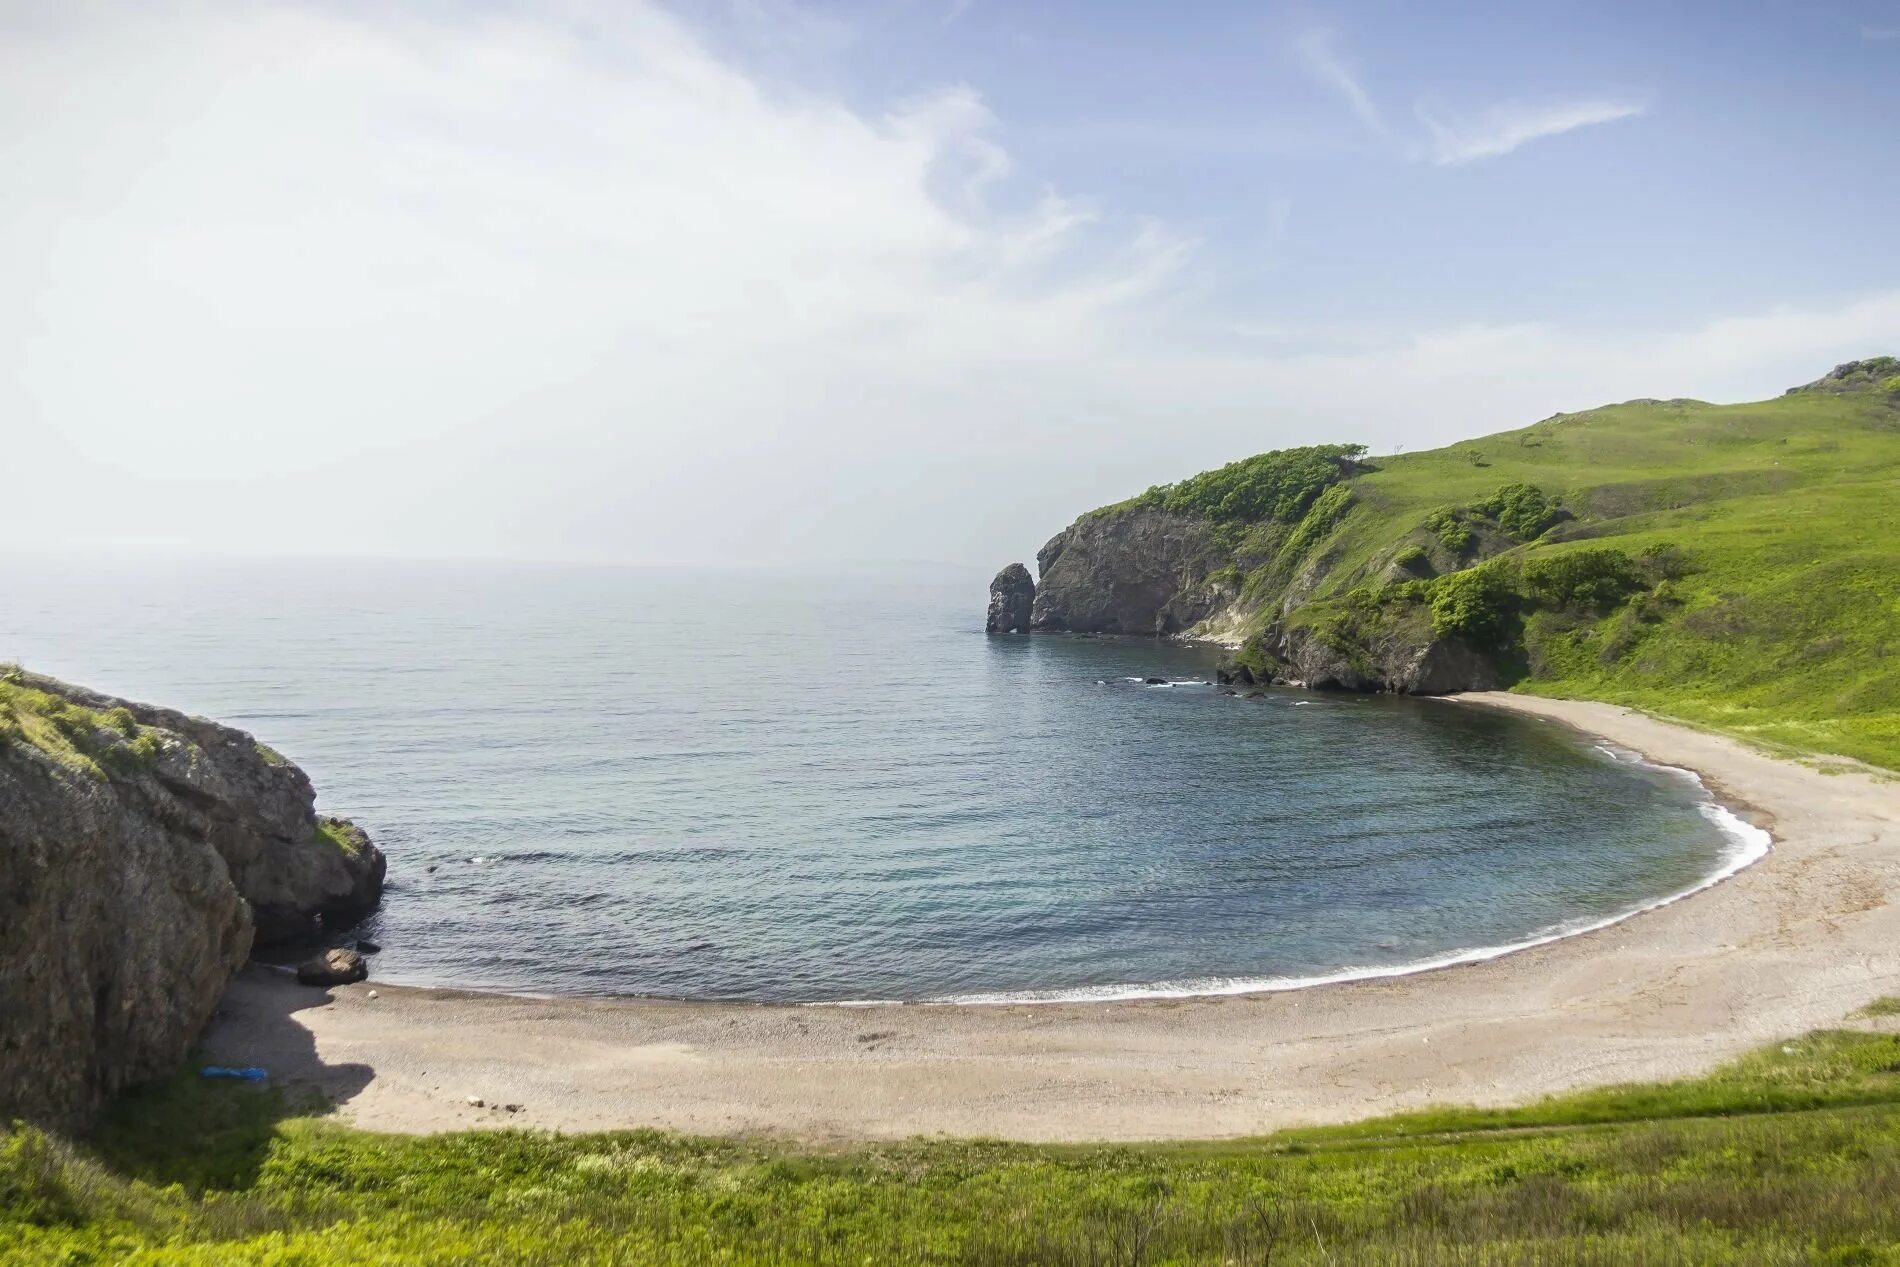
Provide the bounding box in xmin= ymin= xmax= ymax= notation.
xmin=1294 ymin=27 xmax=1642 ymax=165
xmin=1862 ymin=24 xmax=1900 ymax=39
xmin=1416 ymin=98 xmax=1646 ymax=165
xmin=1294 ymin=29 xmax=1384 ymax=135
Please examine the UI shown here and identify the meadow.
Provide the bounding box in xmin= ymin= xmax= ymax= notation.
xmin=7 ymin=1010 xmax=1900 ymax=1264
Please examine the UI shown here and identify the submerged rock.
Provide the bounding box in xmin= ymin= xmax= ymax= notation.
xmin=0 ymin=669 xmax=386 ymax=1129
xmin=985 ymin=563 xmax=1036 ymax=633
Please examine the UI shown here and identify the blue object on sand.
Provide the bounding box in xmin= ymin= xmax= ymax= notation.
xmin=199 ymin=1066 xmax=268 ymax=1082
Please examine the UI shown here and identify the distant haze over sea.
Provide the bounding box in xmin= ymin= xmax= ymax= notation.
xmin=1 ymin=556 xmax=1746 ymax=1002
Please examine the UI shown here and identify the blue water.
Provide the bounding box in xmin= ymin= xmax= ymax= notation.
xmin=0 ymin=555 xmax=1747 ymax=1002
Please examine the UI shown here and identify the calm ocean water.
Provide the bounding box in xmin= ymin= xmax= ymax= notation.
xmin=1 ymin=555 xmax=1752 ymax=1003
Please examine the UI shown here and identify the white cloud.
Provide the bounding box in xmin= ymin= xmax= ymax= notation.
xmin=1294 ymin=29 xmax=1385 ymax=135
xmin=1416 ymin=97 xmax=1645 ymax=164
xmin=0 ymin=2 xmax=1891 ymax=570
xmin=1861 ymin=24 xmax=1900 ymax=39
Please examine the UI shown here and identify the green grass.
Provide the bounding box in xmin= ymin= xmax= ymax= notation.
xmin=10 ymin=1023 xmax=1900 ymax=1264
xmin=1084 ymin=373 xmax=1900 ymax=769
xmin=312 ymin=816 xmax=364 ymax=858
xmin=0 ymin=672 xmax=164 ymax=778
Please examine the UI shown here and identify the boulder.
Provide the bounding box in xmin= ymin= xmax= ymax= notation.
xmin=985 ymin=563 xmax=1036 ymax=634
xmin=297 ymin=948 xmax=368 ymax=987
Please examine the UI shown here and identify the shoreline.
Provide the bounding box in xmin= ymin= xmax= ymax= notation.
xmin=206 ymin=693 xmax=1900 ymax=1141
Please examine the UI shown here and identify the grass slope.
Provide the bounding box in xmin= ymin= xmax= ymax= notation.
xmin=7 ymin=1017 xmax=1900 ymax=1264
xmin=1149 ymin=365 xmax=1900 ymax=769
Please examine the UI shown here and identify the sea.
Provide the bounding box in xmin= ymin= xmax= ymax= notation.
xmin=0 ymin=554 xmax=1764 ymax=1004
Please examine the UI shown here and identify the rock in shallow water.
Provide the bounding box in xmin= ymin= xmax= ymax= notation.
xmin=297 ymin=948 xmax=369 ymax=987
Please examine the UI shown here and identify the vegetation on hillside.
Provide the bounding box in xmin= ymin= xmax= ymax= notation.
xmin=1093 ymin=362 xmax=1900 ymax=769
xmin=7 ymin=1015 xmax=1900 ymax=1264
xmin=0 ymin=667 xmax=164 ymax=778
xmin=1120 ymin=443 xmax=1367 ymax=524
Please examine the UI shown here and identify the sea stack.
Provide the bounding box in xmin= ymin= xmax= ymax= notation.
xmin=985 ymin=563 xmax=1036 ymax=633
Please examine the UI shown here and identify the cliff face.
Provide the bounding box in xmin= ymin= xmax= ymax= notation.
xmin=997 ymin=486 xmax=1511 ymax=693
xmin=1259 ymin=622 xmax=1504 ymax=695
xmin=0 ymin=670 xmax=385 ymax=1129
xmin=1031 ymin=509 xmax=1224 ymax=635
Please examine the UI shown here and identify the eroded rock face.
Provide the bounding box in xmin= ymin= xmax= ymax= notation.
xmin=985 ymin=563 xmax=1036 ymax=633
xmin=0 ymin=671 xmax=386 ymax=1129
xmin=1251 ymin=624 xmax=1504 ymax=695
xmin=1030 ymin=510 xmax=1222 ymax=635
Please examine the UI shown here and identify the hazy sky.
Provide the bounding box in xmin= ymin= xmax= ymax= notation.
xmin=5 ymin=1 xmax=1898 ymax=566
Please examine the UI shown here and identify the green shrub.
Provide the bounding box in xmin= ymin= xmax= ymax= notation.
xmin=103 ymin=707 xmax=138 ymax=737
xmin=1430 ymin=563 xmax=1520 ymax=643
xmin=1479 ymin=481 xmax=1559 ymax=539
xmin=1523 ymin=548 xmax=1645 ymax=611
xmin=1424 ymin=507 xmax=1474 ymax=554
xmin=1881 ymin=375 xmax=1900 ymax=395
xmin=1133 ymin=443 xmax=1366 ymax=524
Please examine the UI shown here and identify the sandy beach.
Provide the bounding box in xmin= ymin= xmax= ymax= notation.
xmin=204 ymin=694 xmax=1900 ymax=1142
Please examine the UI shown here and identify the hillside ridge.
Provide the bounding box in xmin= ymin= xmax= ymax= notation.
xmin=988 ymin=359 xmax=1900 ymax=768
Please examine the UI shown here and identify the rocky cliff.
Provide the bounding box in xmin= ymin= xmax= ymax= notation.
xmin=0 ymin=669 xmax=385 ymax=1129
xmin=1031 ymin=509 xmax=1225 ymax=635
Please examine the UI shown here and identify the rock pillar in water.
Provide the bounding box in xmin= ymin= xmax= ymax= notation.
xmin=985 ymin=563 xmax=1036 ymax=633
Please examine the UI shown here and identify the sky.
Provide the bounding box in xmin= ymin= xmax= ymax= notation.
xmin=3 ymin=0 xmax=1898 ymax=568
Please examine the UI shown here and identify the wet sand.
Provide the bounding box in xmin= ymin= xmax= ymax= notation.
xmin=205 ymin=694 xmax=1900 ymax=1141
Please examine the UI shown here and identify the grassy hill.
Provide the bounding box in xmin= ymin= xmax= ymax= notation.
xmin=7 ymin=1009 xmax=1900 ymax=1264
xmin=1076 ymin=358 xmax=1900 ymax=770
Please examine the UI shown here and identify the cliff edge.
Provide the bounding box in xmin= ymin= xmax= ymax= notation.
xmin=0 ymin=668 xmax=386 ymax=1129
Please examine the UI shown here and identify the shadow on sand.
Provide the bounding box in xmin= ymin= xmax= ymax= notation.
xmin=88 ymin=964 xmax=376 ymax=1191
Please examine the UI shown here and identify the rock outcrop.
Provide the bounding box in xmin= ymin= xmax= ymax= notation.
xmin=1030 ymin=509 xmax=1223 ymax=634
xmin=985 ymin=563 xmax=1036 ymax=633
xmin=1250 ymin=624 xmax=1504 ymax=695
xmin=0 ymin=670 xmax=385 ymax=1130
xmin=1786 ymin=356 xmax=1900 ymax=396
